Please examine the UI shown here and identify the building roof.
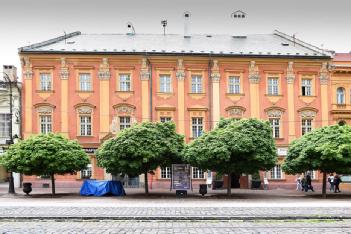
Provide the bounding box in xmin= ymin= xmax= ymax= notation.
xmin=19 ymin=30 xmax=331 ymax=59
xmin=334 ymin=53 xmax=351 ymax=62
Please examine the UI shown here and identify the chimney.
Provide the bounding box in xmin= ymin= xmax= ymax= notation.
xmin=183 ymin=11 xmax=191 ymax=38
xmin=3 ymin=65 xmax=17 ymax=82
xmin=231 ymin=10 xmax=247 ymax=38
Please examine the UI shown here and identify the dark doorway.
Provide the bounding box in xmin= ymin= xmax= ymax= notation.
xmin=231 ymin=174 xmax=240 ymax=188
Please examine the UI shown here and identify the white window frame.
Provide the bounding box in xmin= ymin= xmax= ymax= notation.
xmin=305 ymin=170 xmax=317 ymax=180
xmin=0 ymin=114 xmax=10 ymax=137
xmin=192 ymin=117 xmax=203 ymax=138
xmin=160 ymin=167 xmax=171 ymax=179
xmin=119 ymin=116 xmax=131 ymax=130
xmin=270 ymin=165 xmax=282 ymax=179
xmin=301 ymin=79 xmax=312 ymax=96
xmin=81 ymin=164 xmax=92 ymax=179
xmin=160 ymin=117 xmax=172 ymax=123
xmin=40 ymin=73 xmax=52 ymax=91
xmin=267 ymin=77 xmax=279 ymax=95
xmin=80 ymin=115 xmax=92 ymax=136
xmin=337 ymin=87 xmax=345 ymax=104
xmin=301 ymin=119 xmax=312 ymax=135
xmin=159 ymin=74 xmax=171 ymax=93
xmin=40 ymin=115 xmax=52 ymax=134
xmin=191 ymin=75 xmax=202 ymax=93
xmin=192 ymin=167 xmax=205 ymax=179
xmin=119 ymin=74 xmax=131 ymax=91
xmin=79 ymin=73 xmax=92 ymax=91
xmin=228 ymin=76 xmax=240 ymax=94
xmin=270 ymin=118 xmax=280 ymax=138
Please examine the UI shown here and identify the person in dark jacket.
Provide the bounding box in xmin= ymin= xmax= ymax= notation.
xmin=305 ymin=173 xmax=314 ymax=192
xmin=334 ymin=175 xmax=342 ymax=193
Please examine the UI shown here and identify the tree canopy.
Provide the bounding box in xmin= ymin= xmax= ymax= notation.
xmin=282 ymin=124 xmax=351 ymax=197
xmin=0 ymin=133 xmax=89 ymax=195
xmin=96 ymin=121 xmax=184 ymax=194
xmin=184 ymin=118 xmax=277 ymax=195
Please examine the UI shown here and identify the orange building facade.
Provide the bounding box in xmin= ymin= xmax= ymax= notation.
xmin=19 ymin=31 xmax=336 ymax=189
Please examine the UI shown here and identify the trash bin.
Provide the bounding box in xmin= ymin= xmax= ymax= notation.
xmin=23 ymin=182 xmax=32 ymax=195
xmin=199 ymin=184 xmax=207 ymax=196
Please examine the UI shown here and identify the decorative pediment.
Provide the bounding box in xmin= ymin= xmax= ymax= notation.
xmin=60 ymin=57 xmax=69 ymax=80
xmin=74 ymin=103 xmax=95 ymax=114
xmin=265 ymin=107 xmax=285 ymax=118
xmin=140 ymin=58 xmax=150 ymax=80
xmin=176 ymin=59 xmax=185 ymax=81
xmin=98 ymin=58 xmax=111 ymax=80
xmin=210 ymin=60 xmax=220 ymax=82
xmin=34 ymin=103 xmax=56 ymax=114
xmin=225 ymin=106 xmax=246 ymax=117
xmin=248 ymin=61 xmax=260 ymax=83
xmin=113 ymin=103 xmax=136 ymax=114
xmin=298 ymin=107 xmax=318 ymax=119
xmin=286 ymin=61 xmax=295 ymax=84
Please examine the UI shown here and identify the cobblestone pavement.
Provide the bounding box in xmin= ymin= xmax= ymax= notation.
xmin=1 ymin=206 xmax=351 ymax=219
xmin=0 ymin=220 xmax=351 ymax=233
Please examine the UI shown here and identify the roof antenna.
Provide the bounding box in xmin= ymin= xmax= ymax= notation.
xmin=161 ymin=20 xmax=167 ymax=36
xmin=292 ymin=32 xmax=297 ymax=46
xmin=64 ymin=31 xmax=67 ymax=44
xmin=126 ymin=22 xmax=136 ymax=35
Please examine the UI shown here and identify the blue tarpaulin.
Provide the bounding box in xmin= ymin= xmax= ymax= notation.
xmin=80 ymin=180 xmax=126 ymax=196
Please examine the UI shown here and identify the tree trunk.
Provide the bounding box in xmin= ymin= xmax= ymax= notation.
xmin=144 ymin=171 xmax=149 ymax=195
xmin=322 ymin=171 xmax=327 ymax=199
xmin=227 ymin=172 xmax=232 ymax=196
xmin=51 ymin=173 xmax=56 ymax=196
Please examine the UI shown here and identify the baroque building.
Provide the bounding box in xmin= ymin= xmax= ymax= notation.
xmin=18 ymin=30 xmax=333 ymax=189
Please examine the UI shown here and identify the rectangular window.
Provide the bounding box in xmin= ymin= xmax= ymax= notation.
xmin=0 ymin=114 xmax=10 ymax=137
xmin=80 ymin=116 xmax=92 ymax=136
xmin=301 ymin=119 xmax=312 ymax=135
xmin=191 ymin=75 xmax=202 ymax=93
xmin=79 ymin=73 xmax=92 ymax=91
xmin=305 ymin=170 xmax=316 ymax=180
xmin=270 ymin=118 xmax=280 ymax=138
xmin=267 ymin=78 xmax=279 ymax=95
xmin=192 ymin=117 xmax=203 ymax=138
xmin=192 ymin=167 xmax=204 ymax=179
xmin=119 ymin=116 xmax=131 ymax=130
xmin=40 ymin=115 xmax=52 ymax=134
xmin=40 ymin=73 xmax=52 ymax=91
xmin=228 ymin=76 xmax=240 ymax=94
xmin=159 ymin=75 xmax=171 ymax=93
xmin=119 ymin=74 xmax=131 ymax=91
xmin=270 ymin=165 xmax=282 ymax=179
xmin=301 ymin=79 xmax=312 ymax=96
xmin=160 ymin=167 xmax=171 ymax=179
xmin=160 ymin=117 xmax=172 ymax=123
xmin=81 ymin=164 xmax=92 ymax=179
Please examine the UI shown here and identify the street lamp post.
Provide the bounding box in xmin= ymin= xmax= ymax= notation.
xmin=1 ymin=72 xmax=15 ymax=194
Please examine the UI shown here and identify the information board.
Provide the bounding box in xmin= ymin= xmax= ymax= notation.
xmin=172 ymin=164 xmax=191 ymax=190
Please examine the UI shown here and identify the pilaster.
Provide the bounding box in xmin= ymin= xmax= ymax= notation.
xmin=140 ymin=58 xmax=150 ymax=122
xmin=98 ymin=58 xmax=111 ymax=139
xmin=176 ymin=59 xmax=185 ymax=135
xmin=248 ymin=61 xmax=260 ymax=118
xmin=211 ymin=60 xmax=220 ymax=127
xmin=22 ymin=57 xmax=33 ymax=139
xmin=286 ymin=61 xmax=296 ymax=142
xmin=320 ymin=62 xmax=330 ymax=126
xmin=60 ymin=58 xmax=69 ymax=137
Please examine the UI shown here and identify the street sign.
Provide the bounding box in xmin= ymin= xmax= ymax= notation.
xmin=171 ymin=164 xmax=191 ymax=190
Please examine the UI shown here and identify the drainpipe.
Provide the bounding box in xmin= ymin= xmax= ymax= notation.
xmin=146 ymin=56 xmax=153 ymax=122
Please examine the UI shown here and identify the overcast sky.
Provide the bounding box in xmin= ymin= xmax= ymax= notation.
xmin=1 ymin=0 xmax=351 ymax=73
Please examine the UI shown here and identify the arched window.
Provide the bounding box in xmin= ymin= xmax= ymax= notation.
xmin=337 ymin=87 xmax=345 ymax=104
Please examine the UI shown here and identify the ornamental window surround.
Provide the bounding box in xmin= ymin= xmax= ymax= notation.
xmin=265 ymin=108 xmax=284 ymax=139
xmin=0 ymin=114 xmax=10 ymax=137
xmin=119 ymin=74 xmax=131 ymax=91
xmin=40 ymin=73 xmax=52 ymax=91
xmin=80 ymin=116 xmax=92 ymax=136
xmin=79 ymin=73 xmax=92 ymax=91
xmin=159 ymin=74 xmax=172 ymax=93
xmin=75 ymin=104 xmax=95 ymax=136
xmin=119 ymin=116 xmax=131 ymax=130
xmin=40 ymin=115 xmax=52 ymax=134
xmin=191 ymin=75 xmax=203 ymax=93
xmin=35 ymin=104 xmax=55 ymax=135
xmin=160 ymin=116 xmax=172 ymax=123
xmin=336 ymin=87 xmax=345 ymax=104
xmin=228 ymin=76 xmax=241 ymax=94
xmin=301 ymin=78 xmax=312 ymax=96
xmin=191 ymin=117 xmax=203 ymax=138
xmin=301 ymin=119 xmax=312 ymax=135
xmin=298 ymin=108 xmax=317 ymax=136
xmin=270 ymin=165 xmax=282 ymax=179
xmin=110 ymin=104 xmax=136 ymax=133
xmin=267 ymin=77 xmax=279 ymax=96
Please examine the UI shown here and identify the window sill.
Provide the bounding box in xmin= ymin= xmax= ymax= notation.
xmin=115 ymin=91 xmax=134 ymax=94
xmin=226 ymin=93 xmax=244 ymax=96
xmin=298 ymin=95 xmax=316 ymax=98
xmin=265 ymin=94 xmax=283 ymax=97
xmin=36 ymin=90 xmax=54 ymax=93
xmin=76 ymin=135 xmax=94 ymax=137
xmin=274 ymin=138 xmax=285 ymax=141
xmin=188 ymin=92 xmax=206 ymax=95
xmin=76 ymin=90 xmax=94 ymax=93
xmin=157 ymin=92 xmax=174 ymax=95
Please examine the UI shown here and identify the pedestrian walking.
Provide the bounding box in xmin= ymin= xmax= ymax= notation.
xmin=263 ymin=176 xmax=269 ymax=190
xmin=328 ymin=173 xmax=335 ymax=192
xmin=296 ymin=175 xmax=302 ymax=191
xmin=301 ymin=176 xmax=306 ymax=192
xmin=334 ymin=174 xmax=342 ymax=193
xmin=305 ymin=173 xmax=314 ymax=192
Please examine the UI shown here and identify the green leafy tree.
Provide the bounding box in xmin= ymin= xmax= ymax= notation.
xmin=0 ymin=133 xmax=89 ymax=195
xmin=96 ymin=121 xmax=184 ymax=195
xmin=282 ymin=125 xmax=351 ymax=198
xmin=184 ymin=118 xmax=277 ymax=195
